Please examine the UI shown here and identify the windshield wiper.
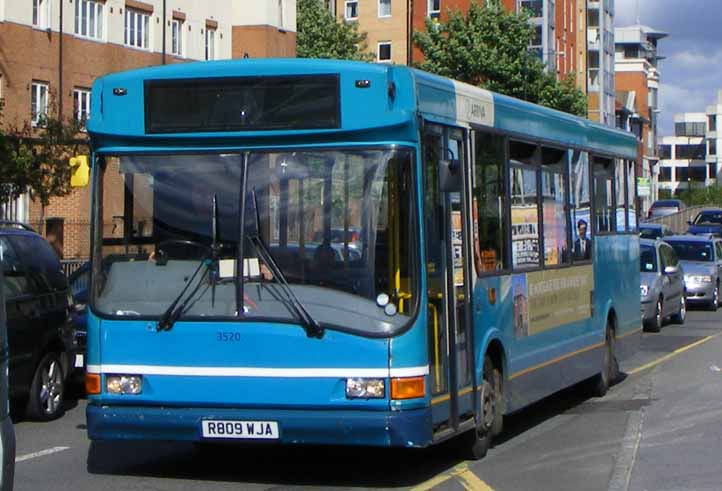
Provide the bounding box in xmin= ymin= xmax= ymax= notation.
xmin=246 ymin=188 xmax=324 ymax=339
xmin=157 ymin=257 xmax=209 ymax=331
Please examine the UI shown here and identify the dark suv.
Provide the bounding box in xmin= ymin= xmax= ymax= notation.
xmin=0 ymin=222 xmax=79 ymax=420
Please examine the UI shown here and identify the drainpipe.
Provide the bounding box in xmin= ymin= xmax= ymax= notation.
xmin=162 ymin=0 xmax=166 ymax=64
xmin=58 ymin=0 xmax=63 ymax=120
xmin=407 ymin=0 xmax=413 ymax=65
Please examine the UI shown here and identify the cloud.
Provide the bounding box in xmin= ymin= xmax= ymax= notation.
xmin=667 ymin=49 xmax=722 ymax=69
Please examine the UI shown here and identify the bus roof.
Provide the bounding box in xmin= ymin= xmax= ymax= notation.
xmin=87 ymin=58 xmax=637 ymax=159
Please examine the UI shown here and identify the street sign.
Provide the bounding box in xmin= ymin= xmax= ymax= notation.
xmin=637 ymin=177 xmax=651 ymax=197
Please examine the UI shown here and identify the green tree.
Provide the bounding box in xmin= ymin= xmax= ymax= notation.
xmin=413 ymin=0 xmax=587 ymax=116
xmin=297 ymin=0 xmax=374 ymax=61
xmin=0 ymin=94 xmax=89 ymax=219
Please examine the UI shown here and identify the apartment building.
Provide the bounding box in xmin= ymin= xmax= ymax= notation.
xmin=614 ymin=23 xmax=667 ymax=208
xmin=0 ymin=0 xmax=295 ymax=258
xmin=586 ymin=0 xmax=614 ymax=126
xmin=334 ymin=0 xmax=578 ymax=79
xmin=657 ymin=113 xmax=709 ymax=197
xmin=705 ymin=90 xmax=722 ymax=182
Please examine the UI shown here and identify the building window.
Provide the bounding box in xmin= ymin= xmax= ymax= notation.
xmin=379 ymin=0 xmax=391 ymax=17
xmin=31 ymin=81 xmax=49 ymax=127
xmin=33 ymin=0 xmax=51 ymax=28
xmin=675 ymin=122 xmax=706 ymax=137
xmin=171 ymin=19 xmax=183 ymax=56
xmin=675 ymin=144 xmax=706 ymax=160
xmin=74 ymin=88 xmax=91 ymax=129
xmin=658 ymin=144 xmax=672 ymax=159
xmin=709 ymin=115 xmax=717 ymax=132
xmin=205 ymin=28 xmax=216 ymax=60
xmin=75 ymin=0 xmax=104 ymax=39
xmin=377 ymin=42 xmax=391 ymax=62
xmin=710 ymin=139 xmax=717 ymax=156
xmin=690 ymin=166 xmax=707 ymax=183
xmin=658 ymin=166 xmax=672 ymax=182
xmin=125 ymin=9 xmax=150 ymax=49
xmin=345 ymin=1 xmax=358 ymax=20
xmin=428 ymin=0 xmax=440 ymax=19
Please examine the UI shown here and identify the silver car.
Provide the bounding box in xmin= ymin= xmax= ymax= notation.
xmin=640 ymin=238 xmax=686 ymax=332
xmin=666 ymin=235 xmax=722 ymax=311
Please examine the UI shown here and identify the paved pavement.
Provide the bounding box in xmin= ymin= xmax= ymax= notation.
xmin=12 ymin=307 xmax=722 ymax=491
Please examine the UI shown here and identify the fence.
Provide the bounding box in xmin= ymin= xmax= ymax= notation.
xmin=60 ymin=259 xmax=87 ymax=278
xmin=643 ymin=205 xmax=707 ymax=234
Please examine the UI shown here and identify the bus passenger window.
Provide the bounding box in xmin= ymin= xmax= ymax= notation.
xmin=472 ymin=132 xmax=507 ymax=274
xmin=627 ymin=160 xmax=638 ymax=231
xmin=593 ymin=157 xmax=614 ymax=233
xmin=615 ymin=159 xmax=627 ymax=233
xmin=541 ymin=147 xmax=569 ymax=266
xmin=571 ymin=151 xmax=592 ymax=261
xmin=510 ymin=167 xmax=540 ymax=270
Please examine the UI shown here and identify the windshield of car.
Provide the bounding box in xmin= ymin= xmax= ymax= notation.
xmin=652 ymin=200 xmax=681 ymax=209
xmin=693 ymin=212 xmax=722 ymax=225
xmin=91 ymin=149 xmax=418 ymax=337
xmin=640 ymin=245 xmax=658 ymax=272
xmin=667 ymin=241 xmax=714 ymax=262
xmin=639 ymin=227 xmax=662 ymax=239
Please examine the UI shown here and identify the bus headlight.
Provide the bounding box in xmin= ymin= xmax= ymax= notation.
xmin=346 ymin=378 xmax=385 ymax=399
xmin=106 ymin=375 xmax=142 ymax=395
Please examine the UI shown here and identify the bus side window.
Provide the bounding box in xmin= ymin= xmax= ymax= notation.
xmin=592 ymin=156 xmax=614 ymax=234
xmin=570 ymin=151 xmax=591 ymax=261
xmin=615 ymin=159 xmax=627 ymax=233
xmin=509 ymin=140 xmax=540 ymax=270
xmin=472 ymin=131 xmax=508 ymax=274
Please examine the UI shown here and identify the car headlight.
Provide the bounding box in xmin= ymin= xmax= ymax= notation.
xmin=346 ymin=378 xmax=385 ymax=399
xmin=640 ymin=284 xmax=649 ymax=297
xmin=106 ymin=375 xmax=142 ymax=395
xmin=686 ymin=275 xmax=713 ymax=284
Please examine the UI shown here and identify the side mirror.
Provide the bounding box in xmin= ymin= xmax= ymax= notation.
xmin=438 ymin=159 xmax=462 ymax=192
xmin=687 ymin=220 xmax=693 ymax=226
xmin=70 ymin=155 xmax=90 ymax=188
xmin=664 ymin=265 xmax=679 ymax=275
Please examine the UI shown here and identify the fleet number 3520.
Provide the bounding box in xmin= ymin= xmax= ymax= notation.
xmin=216 ymin=332 xmax=241 ymax=342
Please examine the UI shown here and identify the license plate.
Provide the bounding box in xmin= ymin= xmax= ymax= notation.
xmin=74 ymin=354 xmax=84 ymax=368
xmin=201 ymin=420 xmax=279 ymax=439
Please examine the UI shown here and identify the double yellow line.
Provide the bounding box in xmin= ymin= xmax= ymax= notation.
xmin=410 ymin=463 xmax=494 ymax=491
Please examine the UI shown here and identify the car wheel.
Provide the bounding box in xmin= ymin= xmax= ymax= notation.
xmin=648 ymin=297 xmax=663 ymax=332
xmin=671 ymin=294 xmax=686 ymax=325
xmin=25 ymin=352 xmax=66 ymax=421
xmin=709 ymin=285 xmax=719 ymax=312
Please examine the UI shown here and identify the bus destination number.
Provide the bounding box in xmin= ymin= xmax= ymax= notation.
xmin=217 ymin=332 xmax=242 ymax=342
xmin=201 ymin=420 xmax=279 ymax=439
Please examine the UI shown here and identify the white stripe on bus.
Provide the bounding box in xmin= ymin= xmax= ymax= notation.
xmin=86 ymin=364 xmax=429 ymax=378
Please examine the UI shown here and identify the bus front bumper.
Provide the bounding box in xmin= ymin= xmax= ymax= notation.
xmin=86 ymin=403 xmax=432 ymax=448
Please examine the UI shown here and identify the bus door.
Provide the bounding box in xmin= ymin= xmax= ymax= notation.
xmin=423 ymin=124 xmax=475 ymax=436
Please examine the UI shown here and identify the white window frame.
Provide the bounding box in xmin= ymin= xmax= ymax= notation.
xmin=31 ymin=81 xmax=49 ymax=127
xmin=171 ymin=19 xmax=183 ymax=56
xmin=73 ymin=88 xmax=91 ymax=130
xmin=33 ymin=0 xmax=51 ymax=29
xmin=428 ymin=0 xmax=440 ymax=19
xmin=345 ymin=0 xmax=358 ymax=20
xmin=378 ymin=0 xmax=391 ymax=18
xmin=125 ymin=9 xmax=150 ymax=50
xmin=377 ymin=41 xmax=392 ymax=63
xmin=75 ymin=0 xmax=104 ymax=40
xmin=205 ymin=28 xmax=216 ymax=61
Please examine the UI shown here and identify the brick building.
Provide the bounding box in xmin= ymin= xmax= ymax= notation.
xmin=0 ymin=0 xmax=296 ymax=259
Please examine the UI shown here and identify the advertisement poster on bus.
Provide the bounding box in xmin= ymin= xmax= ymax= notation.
xmin=525 ymin=265 xmax=594 ymax=335
xmin=511 ymin=205 xmax=539 ymax=268
xmin=512 ymin=275 xmax=529 ymax=338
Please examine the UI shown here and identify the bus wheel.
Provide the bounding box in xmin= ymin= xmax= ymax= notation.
xmin=589 ymin=324 xmax=616 ymax=397
xmin=458 ymin=354 xmax=501 ymax=460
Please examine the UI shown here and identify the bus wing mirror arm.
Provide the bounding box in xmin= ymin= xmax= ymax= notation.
xmin=439 ymin=159 xmax=462 ymax=193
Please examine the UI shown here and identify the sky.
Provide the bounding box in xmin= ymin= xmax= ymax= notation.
xmin=615 ymin=0 xmax=722 ymax=137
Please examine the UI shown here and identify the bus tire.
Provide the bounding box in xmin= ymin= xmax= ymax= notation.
xmin=457 ymin=354 xmax=502 ymax=460
xmin=589 ymin=324 xmax=616 ymax=398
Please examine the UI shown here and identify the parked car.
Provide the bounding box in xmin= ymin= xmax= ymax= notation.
xmin=0 ymin=221 xmax=81 ymax=420
xmin=67 ymin=262 xmax=90 ymax=366
xmin=639 ymin=223 xmax=673 ymax=240
xmin=0 ymin=269 xmax=16 ymax=489
xmin=648 ymin=199 xmax=686 ymax=218
xmin=640 ymin=238 xmax=686 ymax=332
xmin=665 ymin=234 xmax=722 ymax=311
xmin=686 ymin=208 xmax=722 ymax=236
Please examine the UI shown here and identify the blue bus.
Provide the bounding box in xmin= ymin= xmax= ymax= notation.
xmin=82 ymin=59 xmax=641 ymax=458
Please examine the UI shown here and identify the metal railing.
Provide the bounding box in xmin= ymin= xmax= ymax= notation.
xmin=643 ymin=205 xmax=708 ymax=234
xmin=60 ymin=259 xmax=87 ymax=278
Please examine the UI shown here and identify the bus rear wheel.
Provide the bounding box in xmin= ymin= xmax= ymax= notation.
xmin=589 ymin=324 xmax=617 ymax=398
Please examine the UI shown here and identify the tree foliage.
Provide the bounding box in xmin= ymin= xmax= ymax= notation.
xmin=413 ymin=0 xmax=587 ymax=116
xmin=296 ymin=0 xmax=374 ymax=61
xmin=0 ymin=94 xmax=89 ymax=211
xmin=677 ymin=184 xmax=722 ymax=207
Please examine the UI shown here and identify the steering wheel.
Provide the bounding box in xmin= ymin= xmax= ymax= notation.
xmin=155 ymin=239 xmax=212 ymax=264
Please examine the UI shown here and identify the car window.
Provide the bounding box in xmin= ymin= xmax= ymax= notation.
xmin=694 ymin=212 xmax=722 ymax=225
xmin=664 ymin=245 xmax=679 ymax=266
xmin=640 ymin=245 xmax=657 ymax=272
xmin=0 ymin=237 xmax=31 ymax=299
xmin=668 ymin=241 xmax=714 ymax=262
xmin=9 ymin=235 xmax=67 ymax=294
xmin=658 ymin=245 xmax=671 ymax=269
xmin=716 ymin=241 xmax=722 ymax=261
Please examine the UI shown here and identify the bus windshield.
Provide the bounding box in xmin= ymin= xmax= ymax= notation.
xmin=91 ymin=148 xmax=418 ymax=336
